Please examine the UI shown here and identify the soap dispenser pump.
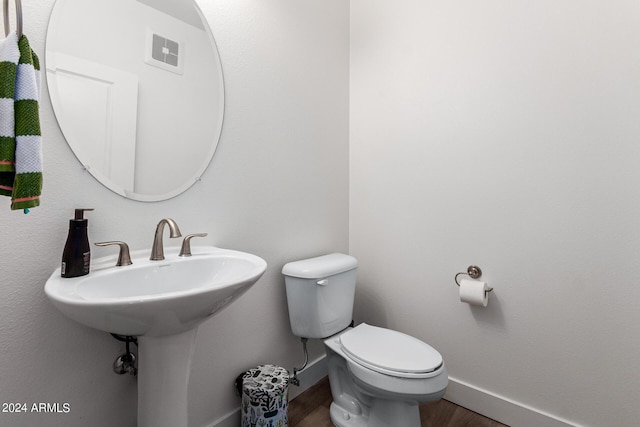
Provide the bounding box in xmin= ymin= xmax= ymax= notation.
xmin=61 ymin=208 xmax=94 ymax=278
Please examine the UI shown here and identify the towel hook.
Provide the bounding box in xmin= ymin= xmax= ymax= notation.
xmin=3 ymin=0 xmax=22 ymax=38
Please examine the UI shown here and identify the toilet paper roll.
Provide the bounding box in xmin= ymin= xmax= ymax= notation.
xmin=459 ymin=278 xmax=490 ymax=307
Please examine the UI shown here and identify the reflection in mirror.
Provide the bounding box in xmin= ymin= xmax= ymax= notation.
xmin=46 ymin=0 xmax=224 ymax=201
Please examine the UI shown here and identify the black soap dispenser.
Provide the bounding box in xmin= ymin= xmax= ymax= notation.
xmin=61 ymin=208 xmax=94 ymax=278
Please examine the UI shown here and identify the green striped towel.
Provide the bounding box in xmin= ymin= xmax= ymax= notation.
xmin=0 ymin=32 xmax=42 ymax=212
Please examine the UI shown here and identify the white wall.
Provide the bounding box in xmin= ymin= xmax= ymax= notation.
xmin=350 ymin=1 xmax=640 ymax=426
xmin=0 ymin=1 xmax=349 ymax=426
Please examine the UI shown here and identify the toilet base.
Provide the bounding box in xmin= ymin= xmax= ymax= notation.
xmin=330 ymin=399 xmax=421 ymax=427
xmin=330 ymin=402 xmax=367 ymax=427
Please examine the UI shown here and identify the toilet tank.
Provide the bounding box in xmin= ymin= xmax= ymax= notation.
xmin=282 ymin=253 xmax=358 ymax=339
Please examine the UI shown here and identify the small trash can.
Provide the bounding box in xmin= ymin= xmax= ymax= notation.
xmin=240 ymin=364 xmax=289 ymax=427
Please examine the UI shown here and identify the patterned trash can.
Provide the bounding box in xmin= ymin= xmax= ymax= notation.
xmin=241 ymin=364 xmax=289 ymax=427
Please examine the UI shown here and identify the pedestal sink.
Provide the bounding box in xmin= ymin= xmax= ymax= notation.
xmin=44 ymin=246 xmax=267 ymax=427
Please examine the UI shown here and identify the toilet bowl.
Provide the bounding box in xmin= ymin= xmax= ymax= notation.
xmin=324 ymin=324 xmax=447 ymax=427
xmin=282 ymin=253 xmax=448 ymax=427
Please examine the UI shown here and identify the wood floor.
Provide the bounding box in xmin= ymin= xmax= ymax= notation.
xmin=289 ymin=377 xmax=508 ymax=427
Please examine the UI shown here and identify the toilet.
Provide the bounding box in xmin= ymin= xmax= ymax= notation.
xmin=282 ymin=253 xmax=448 ymax=427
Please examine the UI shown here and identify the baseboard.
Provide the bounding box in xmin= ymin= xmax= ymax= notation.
xmin=445 ymin=376 xmax=580 ymax=427
xmin=204 ymin=355 xmax=328 ymax=427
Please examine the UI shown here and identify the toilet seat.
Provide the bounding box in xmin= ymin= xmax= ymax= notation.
xmin=339 ymin=323 xmax=443 ymax=379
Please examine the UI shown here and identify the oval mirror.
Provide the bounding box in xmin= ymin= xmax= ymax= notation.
xmin=46 ymin=0 xmax=224 ymax=201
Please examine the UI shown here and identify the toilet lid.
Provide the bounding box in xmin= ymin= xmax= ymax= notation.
xmin=339 ymin=323 xmax=443 ymax=378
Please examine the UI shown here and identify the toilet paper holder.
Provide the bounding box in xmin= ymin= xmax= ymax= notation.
xmin=454 ymin=265 xmax=493 ymax=292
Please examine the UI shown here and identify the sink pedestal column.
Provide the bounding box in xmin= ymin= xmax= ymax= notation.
xmin=137 ymin=328 xmax=198 ymax=427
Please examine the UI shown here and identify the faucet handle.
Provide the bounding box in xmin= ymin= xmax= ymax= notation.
xmin=179 ymin=233 xmax=208 ymax=257
xmin=95 ymin=241 xmax=133 ymax=266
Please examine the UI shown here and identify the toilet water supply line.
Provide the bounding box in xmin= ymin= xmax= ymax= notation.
xmin=290 ymin=337 xmax=309 ymax=387
xmin=289 ymin=320 xmax=355 ymax=386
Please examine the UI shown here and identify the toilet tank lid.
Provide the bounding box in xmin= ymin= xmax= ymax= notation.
xmin=282 ymin=253 xmax=358 ymax=279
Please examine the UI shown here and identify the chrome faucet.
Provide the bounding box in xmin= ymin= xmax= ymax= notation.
xmin=150 ymin=218 xmax=182 ymax=261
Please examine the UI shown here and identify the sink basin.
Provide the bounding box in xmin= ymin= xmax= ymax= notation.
xmin=45 ymin=245 xmax=267 ymax=427
xmin=45 ymin=246 xmax=267 ymax=337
